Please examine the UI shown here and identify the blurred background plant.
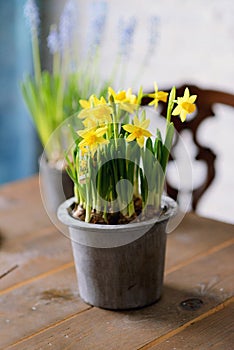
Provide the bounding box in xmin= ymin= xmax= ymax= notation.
xmin=22 ymin=0 xmax=108 ymax=164
xmin=21 ymin=0 xmax=159 ymax=165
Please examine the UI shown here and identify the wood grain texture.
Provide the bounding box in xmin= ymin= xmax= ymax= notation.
xmin=166 ymin=212 xmax=234 ymax=272
xmin=4 ymin=243 xmax=233 ymax=350
xmin=0 ymin=176 xmax=73 ymax=291
xmin=0 ymin=267 xmax=89 ymax=349
xmin=147 ymin=299 xmax=234 ymax=350
xmin=1 ymin=177 xmax=233 ymax=350
xmin=0 ymin=227 xmax=73 ymax=292
xmin=0 ymin=176 xmax=51 ymax=239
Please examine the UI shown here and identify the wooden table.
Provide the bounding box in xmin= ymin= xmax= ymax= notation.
xmin=0 ymin=176 xmax=233 ymax=350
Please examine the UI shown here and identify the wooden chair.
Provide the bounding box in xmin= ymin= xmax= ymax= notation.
xmin=141 ymin=84 xmax=234 ymax=211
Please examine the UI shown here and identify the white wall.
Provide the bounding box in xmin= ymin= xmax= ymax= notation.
xmin=73 ymin=0 xmax=234 ymax=91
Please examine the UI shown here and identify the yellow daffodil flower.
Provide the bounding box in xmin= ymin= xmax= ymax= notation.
xmin=122 ymin=116 xmax=152 ymax=148
xmin=79 ymin=99 xmax=91 ymax=109
xmin=121 ymin=88 xmax=138 ymax=113
xmin=79 ymin=95 xmax=107 ymax=109
xmin=108 ymin=87 xmax=138 ymax=113
xmin=125 ymin=88 xmax=137 ymax=104
xmin=108 ymin=87 xmax=127 ymax=103
xmin=78 ymin=104 xmax=113 ymax=128
xmin=108 ymin=87 xmax=137 ymax=103
xmin=172 ymin=87 xmax=197 ymax=122
xmin=148 ymin=82 xmax=168 ymax=109
xmin=82 ymin=117 xmax=97 ymax=129
xmin=78 ymin=126 xmax=109 ymax=156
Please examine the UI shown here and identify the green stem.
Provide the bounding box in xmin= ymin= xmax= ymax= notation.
xmin=133 ymin=164 xmax=139 ymax=197
xmin=74 ymin=183 xmax=80 ymax=203
xmin=32 ymin=29 xmax=41 ymax=85
xmin=146 ymin=189 xmax=155 ymax=209
xmin=96 ymin=152 xmax=102 ymax=213
xmin=103 ymin=202 xmax=108 ymax=223
xmin=85 ymin=202 xmax=91 ymax=222
xmin=85 ymin=180 xmax=91 ymax=222
xmin=127 ymin=199 xmax=135 ymax=217
xmin=85 ymin=156 xmax=92 ymax=222
xmin=166 ymin=86 xmax=176 ymax=124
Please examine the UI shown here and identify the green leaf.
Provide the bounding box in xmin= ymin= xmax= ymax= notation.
xmin=140 ymin=168 xmax=148 ymax=205
xmin=161 ymin=122 xmax=174 ymax=172
xmin=146 ymin=137 xmax=154 ymax=155
xmin=137 ymin=86 xmax=143 ymax=105
xmin=154 ymin=129 xmax=163 ymax=162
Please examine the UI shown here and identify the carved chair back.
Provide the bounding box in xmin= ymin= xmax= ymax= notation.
xmin=142 ymin=84 xmax=234 ymax=211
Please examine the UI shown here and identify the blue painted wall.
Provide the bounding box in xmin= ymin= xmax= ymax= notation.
xmin=0 ymin=0 xmax=41 ymax=185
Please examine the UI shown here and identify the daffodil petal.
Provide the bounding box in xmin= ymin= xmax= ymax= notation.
xmin=78 ymin=109 xmax=90 ymax=119
xmin=184 ymin=88 xmax=190 ymax=99
xmin=157 ymin=91 xmax=168 ymax=102
xmin=133 ymin=116 xmax=140 ymax=126
xmin=172 ymin=105 xmax=181 ymax=116
xmin=83 ymin=117 xmax=97 ymax=128
xmin=137 ymin=136 xmax=145 ymax=148
xmin=180 ymin=110 xmax=187 ymax=122
xmin=123 ymin=124 xmax=136 ymax=133
xmin=126 ymin=134 xmax=136 ymax=142
xmin=77 ymin=129 xmax=87 ymax=137
xmin=79 ymin=100 xmax=90 ymax=109
xmin=189 ymin=95 xmax=197 ymax=103
xmin=95 ymin=126 xmax=108 ymax=137
xmin=141 ymin=119 xmax=150 ymax=129
xmin=142 ymin=129 xmax=152 ymax=137
xmin=148 ymin=99 xmax=158 ymax=109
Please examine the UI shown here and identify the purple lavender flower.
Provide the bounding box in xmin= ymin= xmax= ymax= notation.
xmin=87 ymin=1 xmax=108 ymax=51
xmin=24 ymin=0 xmax=40 ymax=31
xmin=118 ymin=17 xmax=137 ymax=59
xmin=148 ymin=16 xmax=160 ymax=55
xmin=47 ymin=26 xmax=60 ymax=55
xmin=59 ymin=0 xmax=78 ymax=51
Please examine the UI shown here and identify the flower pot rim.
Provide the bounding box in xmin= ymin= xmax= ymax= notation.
xmin=57 ymin=195 xmax=177 ymax=232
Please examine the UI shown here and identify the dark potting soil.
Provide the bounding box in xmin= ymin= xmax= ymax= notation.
xmin=68 ymin=197 xmax=167 ymax=225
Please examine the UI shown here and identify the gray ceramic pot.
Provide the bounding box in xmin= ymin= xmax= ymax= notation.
xmin=57 ymin=196 xmax=177 ymax=310
xmin=39 ymin=155 xmax=74 ymax=215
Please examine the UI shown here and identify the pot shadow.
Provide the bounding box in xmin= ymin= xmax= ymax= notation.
xmin=115 ymin=284 xmax=232 ymax=350
xmin=115 ymin=284 xmax=220 ymax=327
xmin=0 ymin=230 xmax=4 ymax=248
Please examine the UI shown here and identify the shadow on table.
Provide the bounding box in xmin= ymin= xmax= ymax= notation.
xmin=117 ymin=284 xmax=224 ymax=325
xmin=0 ymin=231 xmax=4 ymax=247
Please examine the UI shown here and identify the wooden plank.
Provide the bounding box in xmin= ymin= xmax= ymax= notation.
xmin=0 ymin=267 xmax=90 ymax=349
xmin=0 ymin=176 xmax=38 ymax=199
xmin=0 ymin=227 xmax=73 ymax=292
xmin=147 ymin=300 xmax=234 ymax=349
xmin=0 ymin=176 xmax=51 ymax=239
xmin=4 ymin=243 xmax=234 ymax=350
xmin=0 ymin=176 xmax=74 ymax=291
xmin=165 ymin=212 xmax=234 ymax=272
xmin=1 ymin=192 xmax=233 ymax=294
